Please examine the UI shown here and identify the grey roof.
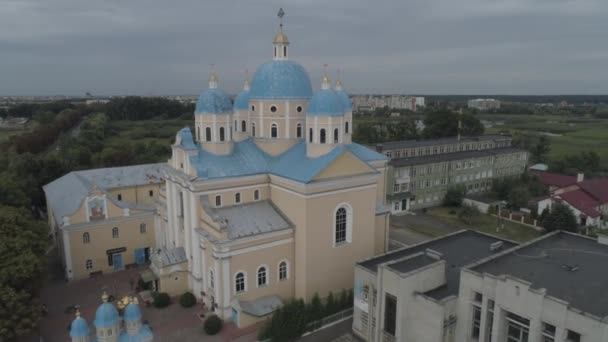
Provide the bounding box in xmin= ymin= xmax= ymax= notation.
xmin=359 ymin=230 xmax=517 ymax=300
xmin=153 ymin=246 xmax=187 ymax=267
xmin=208 ymin=200 xmax=293 ymax=240
xmin=232 ymin=295 xmax=283 ymax=317
xmin=43 ymin=163 xmax=165 ymax=226
xmin=471 ymin=232 xmax=608 ymax=319
xmin=389 ymin=150 xmax=490 ymax=167
xmin=377 ymin=135 xmax=510 ymax=150
xmin=387 ymin=252 xmax=439 ymax=274
xmin=487 ymin=147 xmax=528 ymax=155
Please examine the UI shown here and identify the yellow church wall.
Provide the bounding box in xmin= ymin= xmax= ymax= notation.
xmin=229 ymin=240 xmax=295 ymax=302
xmin=66 ymin=212 xmax=155 ymax=279
xmin=107 ymin=184 xmax=160 ymax=205
xmin=313 ymin=152 xmax=375 ymax=181
xmin=301 ymin=184 xmax=377 ymax=301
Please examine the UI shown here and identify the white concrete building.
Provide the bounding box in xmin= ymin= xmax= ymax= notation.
xmin=353 ymin=230 xmax=608 ymax=342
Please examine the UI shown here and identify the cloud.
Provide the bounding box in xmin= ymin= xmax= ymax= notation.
xmin=0 ymin=0 xmax=607 ymax=95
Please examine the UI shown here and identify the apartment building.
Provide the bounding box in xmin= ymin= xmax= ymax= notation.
xmin=353 ymin=230 xmax=608 ymax=342
xmin=375 ymin=135 xmax=528 ymax=212
xmin=468 ymin=98 xmax=501 ymax=110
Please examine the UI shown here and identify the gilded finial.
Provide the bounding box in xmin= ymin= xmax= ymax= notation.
xmin=335 ymin=68 xmax=343 ymax=89
xmin=209 ymin=65 xmax=218 ymax=89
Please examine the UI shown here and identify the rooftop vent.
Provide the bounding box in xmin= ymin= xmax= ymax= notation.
xmin=490 ymin=241 xmax=504 ymax=252
xmin=562 ymin=264 xmax=579 ymax=272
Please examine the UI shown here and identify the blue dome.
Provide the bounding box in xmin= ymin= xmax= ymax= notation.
xmin=124 ymin=302 xmax=142 ymax=322
xmin=335 ymin=89 xmax=353 ymax=112
xmin=70 ymin=316 xmax=90 ymax=338
xmin=234 ymin=89 xmax=250 ymax=110
xmin=195 ymin=88 xmax=233 ymax=114
xmin=307 ymin=89 xmax=344 ymax=117
xmin=94 ymin=302 xmax=120 ymax=328
xmin=250 ymin=61 xmax=313 ymax=100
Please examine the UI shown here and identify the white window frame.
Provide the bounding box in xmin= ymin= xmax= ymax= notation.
xmin=256 ymin=264 xmax=269 ymax=288
xmin=209 ymin=269 xmax=214 ymax=289
xmin=215 ymin=195 xmax=222 ymax=207
xmin=235 ymin=192 xmax=241 ymax=204
xmin=86 ymin=259 xmax=93 ymax=270
xmin=296 ymin=122 xmax=303 ymax=138
xmin=253 ymin=189 xmax=260 ymax=201
xmin=333 ymin=203 xmax=353 ymax=247
xmin=112 ymin=227 xmax=119 ymax=239
xmin=140 ymin=223 xmax=146 ymax=233
xmin=270 ymin=122 xmax=279 ymax=139
xmin=234 ymin=271 xmax=247 ymax=294
xmin=278 ymin=259 xmax=289 ymax=281
xmin=83 ymin=232 xmax=90 ymax=244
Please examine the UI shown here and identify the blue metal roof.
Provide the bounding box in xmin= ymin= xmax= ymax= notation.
xmin=250 ymin=60 xmax=313 ymax=100
xmin=70 ymin=316 xmax=90 ymax=338
xmin=195 ymin=88 xmax=232 ymax=114
xmin=178 ymin=127 xmax=197 ymax=150
xmin=234 ymin=88 xmax=250 ymax=110
xmin=306 ymin=89 xmax=344 ymax=117
xmin=124 ymin=302 xmax=142 ymax=322
xmin=185 ymin=139 xmax=386 ymax=183
xmin=335 ymin=89 xmax=353 ymax=112
xmin=94 ymin=302 xmax=120 ymax=328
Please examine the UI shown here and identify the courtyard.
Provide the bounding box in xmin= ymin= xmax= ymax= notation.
xmin=34 ymin=266 xmax=258 ymax=342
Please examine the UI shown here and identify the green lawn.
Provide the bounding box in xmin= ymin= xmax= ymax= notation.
xmin=482 ymin=114 xmax=608 ymax=170
xmin=426 ymin=207 xmax=542 ymax=242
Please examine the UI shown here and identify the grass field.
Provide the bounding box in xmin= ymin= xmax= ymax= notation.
xmin=481 ymin=114 xmax=608 ymax=170
xmin=425 ymin=207 xmax=542 ymax=242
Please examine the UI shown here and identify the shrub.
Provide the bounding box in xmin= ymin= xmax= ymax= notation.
xmin=458 ymin=204 xmax=480 ymax=225
xmin=444 ymin=186 xmax=465 ymax=207
xmin=307 ymin=293 xmax=324 ymax=322
xmin=258 ymin=300 xmax=308 ymax=341
xmin=203 ymin=315 xmax=223 ymax=335
xmin=179 ymin=292 xmax=196 ymax=308
xmin=153 ymin=292 xmax=171 ymax=308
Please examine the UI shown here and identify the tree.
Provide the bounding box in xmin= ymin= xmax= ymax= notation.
xmin=307 ymin=293 xmax=324 ymax=322
xmin=0 ymin=206 xmax=47 ymax=340
xmin=507 ymin=185 xmax=530 ymax=210
xmin=325 ymin=291 xmax=339 ymax=316
xmin=542 ymin=203 xmax=578 ymax=232
xmin=530 ymin=135 xmax=551 ymax=163
xmin=386 ymin=118 xmax=418 ymax=141
xmin=258 ymin=299 xmax=309 ymax=342
xmin=422 ymin=110 xmax=484 ymax=139
xmin=443 ymin=186 xmax=465 ymax=207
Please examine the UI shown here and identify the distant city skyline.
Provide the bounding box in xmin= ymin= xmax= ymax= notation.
xmin=2 ymin=0 xmax=608 ymax=96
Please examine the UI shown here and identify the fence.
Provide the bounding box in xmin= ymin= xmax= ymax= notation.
xmin=305 ymin=308 xmax=354 ymax=333
xmin=490 ymin=212 xmax=544 ymax=231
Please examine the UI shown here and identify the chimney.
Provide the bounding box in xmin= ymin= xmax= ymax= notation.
xmin=375 ymin=144 xmax=384 ymax=153
xmin=576 ymin=173 xmax=584 ymax=183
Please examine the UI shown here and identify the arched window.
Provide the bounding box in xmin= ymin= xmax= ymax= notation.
xmin=112 ymin=227 xmax=119 ymax=239
xmin=334 ymin=204 xmax=352 ymax=246
xmin=83 ymin=232 xmax=90 ymax=244
xmin=278 ymin=261 xmax=288 ymax=280
xmin=320 ymin=129 xmax=326 ymax=144
xmin=334 ymin=128 xmax=339 ymax=143
xmin=234 ymin=120 xmax=237 ymax=131
xmin=219 ymin=127 xmax=225 ymax=142
xmin=309 ymin=128 xmax=313 ymax=143
xmin=241 ymin=120 xmax=246 ymax=132
xmin=197 ymin=126 xmax=201 ymax=141
xmin=209 ymin=269 xmax=214 ymax=289
xmin=274 ymin=47 xmax=277 ymax=58
xmin=257 ymin=266 xmax=267 ymax=287
xmin=86 ymin=259 xmax=93 ymax=270
xmin=254 ymin=189 xmax=260 ymax=201
xmin=252 ymin=122 xmax=256 ymax=137
xmin=345 ymin=121 xmax=349 ymax=134
xmin=235 ymin=192 xmax=241 ymax=204
xmin=283 ymin=46 xmax=287 ymax=57
xmin=235 ymin=272 xmax=245 ymax=293
xmin=271 ymin=123 xmax=278 ymax=138
xmin=205 ymin=127 xmax=211 ymax=142
xmin=296 ymin=123 xmax=302 ymax=138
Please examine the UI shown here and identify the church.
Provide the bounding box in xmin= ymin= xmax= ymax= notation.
xmin=150 ymin=13 xmax=390 ymax=327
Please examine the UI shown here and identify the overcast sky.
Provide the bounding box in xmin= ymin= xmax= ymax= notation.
xmin=2 ymin=0 xmax=608 ymax=96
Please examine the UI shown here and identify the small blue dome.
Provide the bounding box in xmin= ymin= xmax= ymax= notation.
xmin=94 ymin=302 xmax=120 ymax=328
xmin=250 ymin=60 xmax=313 ymax=100
xmin=307 ymin=89 xmax=344 ymax=117
xmin=234 ymin=89 xmax=250 ymax=110
xmin=195 ymin=88 xmax=233 ymax=114
xmin=335 ymin=89 xmax=353 ymax=112
xmin=70 ymin=316 xmax=90 ymax=338
xmin=124 ymin=302 xmax=142 ymax=322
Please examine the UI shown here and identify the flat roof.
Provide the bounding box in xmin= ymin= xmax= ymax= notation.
xmin=389 ymin=150 xmax=489 ymax=167
xmin=377 ymin=135 xmax=511 ymax=150
xmin=471 ymin=232 xmax=608 ymax=318
xmin=388 ymin=252 xmax=438 ymax=274
xmin=359 ymin=230 xmax=517 ymax=300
